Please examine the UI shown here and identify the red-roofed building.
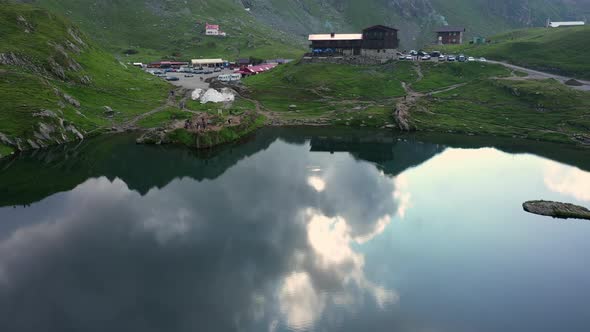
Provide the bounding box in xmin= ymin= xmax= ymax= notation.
xmin=235 ymin=63 xmax=278 ymax=77
xmin=206 ymin=23 xmax=226 ymax=36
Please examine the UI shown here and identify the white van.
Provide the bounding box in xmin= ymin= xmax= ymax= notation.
xmin=218 ymin=74 xmax=232 ymax=82
xmin=218 ymin=74 xmax=241 ymax=82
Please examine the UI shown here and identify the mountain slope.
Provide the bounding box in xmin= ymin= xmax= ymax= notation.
xmin=0 ymin=2 xmax=170 ymax=157
xmin=14 ymin=0 xmax=590 ymax=55
xmin=17 ymin=0 xmax=305 ymax=59
xmin=435 ymin=26 xmax=590 ymax=79
xmin=247 ymin=0 xmax=590 ymax=47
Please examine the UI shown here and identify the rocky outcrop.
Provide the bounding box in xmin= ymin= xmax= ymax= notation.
xmin=1 ymin=110 xmax=86 ymax=153
xmin=136 ymin=128 xmax=170 ymax=145
xmin=103 ymin=106 xmax=115 ymax=117
xmin=523 ymin=200 xmax=590 ymax=220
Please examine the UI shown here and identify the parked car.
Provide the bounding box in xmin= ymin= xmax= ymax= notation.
xmin=398 ymin=54 xmax=407 ymax=60
xmin=438 ymin=55 xmax=446 ymax=61
xmin=447 ymin=55 xmax=456 ymax=62
xmin=214 ymin=67 xmax=222 ymax=72
xmin=405 ymin=55 xmax=413 ymax=61
xmin=184 ymin=74 xmax=194 ymax=78
xmin=203 ymin=70 xmax=213 ymax=74
xmin=409 ymin=50 xmax=418 ymax=56
xmin=479 ymin=57 xmax=487 ymax=62
xmin=468 ymin=56 xmax=476 ymax=62
xmin=430 ymin=51 xmax=441 ymax=57
xmin=165 ymin=76 xmax=180 ymax=81
xmin=421 ymin=55 xmax=431 ymax=61
xmin=458 ymin=55 xmax=466 ymax=62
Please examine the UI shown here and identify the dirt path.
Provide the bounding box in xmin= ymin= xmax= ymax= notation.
xmin=488 ymin=60 xmax=590 ymax=91
xmin=394 ymin=63 xmax=467 ymax=131
xmin=116 ymin=88 xmax=189 ymax=131
xmin=394 ymin=64 xmax=423 ymax=130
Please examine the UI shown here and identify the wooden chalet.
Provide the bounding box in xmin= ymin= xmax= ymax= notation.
xmin=361 ymin=25 xmax=400 ymax=50
xmin=308 ymin=25 xmax=400 ymax=58
xmin=435 ymin=26 xmax=466 ymax=45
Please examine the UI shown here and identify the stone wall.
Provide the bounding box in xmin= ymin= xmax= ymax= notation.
xmin=361 ymin=48 xmax=398 ymax=60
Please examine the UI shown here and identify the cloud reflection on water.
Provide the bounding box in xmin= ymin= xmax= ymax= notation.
xmin=0 ymin=140 xmax=400 ymax=332
xmin=544 ymin=160 xmax=590 ymax=203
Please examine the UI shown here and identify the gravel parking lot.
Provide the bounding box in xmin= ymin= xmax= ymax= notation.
xmin=151 ymin=69 xmax=236 ymax=90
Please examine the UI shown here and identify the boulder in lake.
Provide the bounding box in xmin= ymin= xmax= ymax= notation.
xmin=523 ymin=200 xmax=590 ymax=220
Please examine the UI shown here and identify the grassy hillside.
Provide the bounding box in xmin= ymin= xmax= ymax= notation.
xmin=246 ymin=0 xmax=589 ymax=48
xmin=15 ymin=0 xmax=590 ymax=57
xmin=244 ymin=61 xmax=414 ymax=126
xmin=0 ymin=2 xmax=171 ymax=157
xmin=245 ymin=61 xmax=590 ymax=145
xmin=434 ymin=26 xmax=590 ymax=79
xmin=19 ymin=0 xmax=305 ymax=60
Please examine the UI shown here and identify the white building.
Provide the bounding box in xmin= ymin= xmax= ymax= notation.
xmin=191 ymin=59 xmax=225 ymax=68
xmin=547 ymin=21 xmax=585 ymax=28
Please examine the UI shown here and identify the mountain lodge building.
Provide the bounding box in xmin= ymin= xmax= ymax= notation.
xmin=308 ymin=25 xmax=399 ymax=59
xmin=435 ymin=26 xmax=466 ymax=45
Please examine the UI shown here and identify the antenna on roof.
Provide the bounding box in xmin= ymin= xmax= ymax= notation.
xmin=331 ymin=32 xmax=335 ymax=38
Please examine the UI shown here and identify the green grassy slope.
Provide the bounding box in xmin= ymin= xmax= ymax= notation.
xmin=246 ymin=0 xmax=589 ymax=48
xmin=244 ymin=61 xmax=414 ymax=126
xmin=0 ymin=2 xmax=170 ymax=157
xmin=15 ymin=0 xmax=590 ymax=57
xmin=245 ymin=60 xmax=590 ymax=145
xmin=22 ymin=0 xmax=304 ymax=60
xmin=412 ymin=78 xmax=590 ymax=144
xmin=434 ymin=26 xmax=590 ymax=79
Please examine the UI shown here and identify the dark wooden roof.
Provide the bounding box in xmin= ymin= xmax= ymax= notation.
xmin=363 ymin=25 xmax=399 ymax=32
xmin=435 ymin=26 xmax=466 ymax=32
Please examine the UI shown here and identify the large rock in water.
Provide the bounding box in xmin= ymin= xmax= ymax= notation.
xmin=523 ymin=200 xmax=590 ymax=220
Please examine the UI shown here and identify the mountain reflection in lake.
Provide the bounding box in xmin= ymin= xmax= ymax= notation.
xmin=1 ymin=128 xmax=590 ymax=332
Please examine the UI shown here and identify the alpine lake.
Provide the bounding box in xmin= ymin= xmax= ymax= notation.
xmin=1 ymin=127 xmax=590 ymax=332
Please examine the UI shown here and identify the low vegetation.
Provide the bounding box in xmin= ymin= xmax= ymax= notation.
xmin=411 ymin=78 xmax=590 ymax=144
xmin=435 ymin=26 xmax=590 ymax=79
xmin=22 ymin=0 xmax=304 ymax=61
xmin=0 ymin=3 xmax=170 ymax=156
xmin=244 ymin=61 xmax=415 ymax=126
xmin=244 ymin=60 xmax=590 ymax=145
xmin=143 ymin=111 xmax=266 ymax=149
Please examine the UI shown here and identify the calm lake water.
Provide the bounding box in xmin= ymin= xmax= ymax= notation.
xmin=1 ymin=128 xmax=590 ymax=332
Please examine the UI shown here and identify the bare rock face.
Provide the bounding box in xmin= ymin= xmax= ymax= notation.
xmin=0 ymin=52 xmax=29 ymax=67
xmin=63 ymin=94 xmax=81 ymax=108
xmin=103 ymin=106 xmax=115 ymax=117
xmin=16 ymin=15 xmax=34 ymax=33
xmin=523 ymin=200 xmax=590 ymax=220
xmin=136 ymin=128 xmax=170 ymax=145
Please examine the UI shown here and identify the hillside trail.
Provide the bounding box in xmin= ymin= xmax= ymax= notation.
xmin=115 ymin=87 xmax=190 ymax=131
xmin=488 ymin=60 xmax=590 ymax=91
xmin=394 ymin=63 xmax=466 ymax=131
